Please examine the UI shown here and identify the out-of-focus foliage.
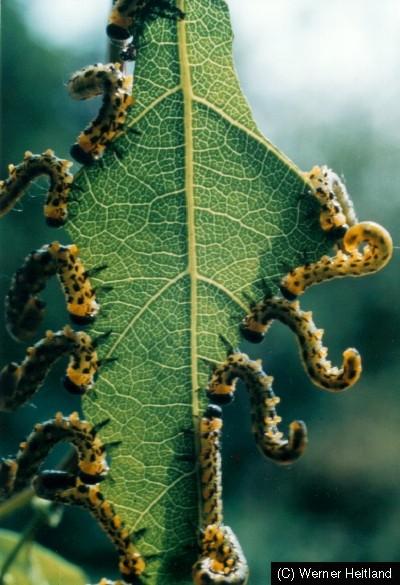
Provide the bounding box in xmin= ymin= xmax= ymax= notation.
xmin=0 ymin=2 xmax=399 ymax=584
xmin=0 ymin=529 xmax=87 ymax=585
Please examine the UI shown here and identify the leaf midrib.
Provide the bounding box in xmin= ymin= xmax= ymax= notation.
xmin=177 ymin=0 xmax=198 ymax=416
xmin=177 ymin=0 xmax=203 ymax=531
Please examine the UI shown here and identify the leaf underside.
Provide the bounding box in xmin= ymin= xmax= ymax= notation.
xmin=68 ymin=0 xmax=331 ymax=583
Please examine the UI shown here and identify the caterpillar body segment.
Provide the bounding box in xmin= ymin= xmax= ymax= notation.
xmin=106 ymin=0 xmax=184 ymax=41
xmin=0 ymin=150 xmax=73 ymax=227
xmin=329 ymin=170 xmax=358 ymax=228
xmin=0 ymin=327 xmax=99 ymax=412
xmin=199 ymin=405 xmax=223 ymax=528
xmin=56 ymin=243 xmax=100 ymax=325
xmin=68 ymin=63 xmax=133 ymax=165
xmin=0 ymin=413 xmax=108 ymax=499
xmin=5 ymin=241 xmax=99 ymax=341
xmin=12 ymin=412 xmax=108 ymax=496
xmin=193 ymin=407 xmax=249 ymax=584
xmin=64 ymin=329 xmax=99 ymax=395
xmin=193 ymin=525 xmax=249 ymax=585
xmin=34 ymin=472 xmax=146 ymax=584
xmin=5 ymin=242 xmax=59 ymax=341
xmin=305 ymin=165 xmax=349 ymax=237
xmin=241 ymin=297 xmax=362 ymax=392
xmin=207 ymin=353 xmax=307 ymax=464
xmin=280 ymin=221 xmax=393 ymax=300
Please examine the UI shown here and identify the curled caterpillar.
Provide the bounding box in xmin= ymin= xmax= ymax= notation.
xmin=193 ymin=525 xmax=249 ymax=585
xmin=207 ymin=354 xmax=307 ymax=464
xmin=68 ymin=63 xmax=133 ymax=165
xmin=199 ymin=405 xmax=223 ymax=528
xmin=0 ymin=412 xmax=109 ymax=501
xmin=5 ymin=241 xmax=100 ymax=341
xmin=34 ymin=472 xmax=145 ymax=584
xmin=280 ymin=221 xmax=393 ymax=300
xmin=0 ymin=326 xmax=99 ymax=412
xmin=106 ymin=0 xmax=184 ymax=41
xmin=0 ymin=149 xmax=73 ymax=227
xmin=192 ymin=406 xmax=249 ymax=585
xmin=241 ymin=296 xmax=362 ymax=392
xmin=305 ymin=165 xmax=349 ymax=237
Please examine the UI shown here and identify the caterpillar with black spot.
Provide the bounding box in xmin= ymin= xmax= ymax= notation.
xmin=305 ymin=165 xmax=350 ymax=237
xmin=106 ymin=0 xmax=184 ymax=41
xmin=207 ymin=355 xmax=307 ymax=464
xmin=0 ymin=412 xmax=109 ymax=501
xmin=5 ymin=241 xmax=100 ymax=341
xmin=192 ymin=405 xmax=249 ymax=585
xmin=34 ymin=472 xmax=146 ymax=584
xmin=241 ymin=296 xmax=362 ymax=392
xmin=280 ymin=221 xmax=393 ymax=300
xmin=0 ymin=149 xmax=73 ymax=227
xmin=328 ymin=168 xmax=358 ymax=228
xmin=0 ymin=326 xmax=99 ymax=412
xmin=68 ymin=63 xmax=133 ymax=165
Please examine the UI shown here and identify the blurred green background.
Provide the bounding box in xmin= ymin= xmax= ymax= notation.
xmin=0 ymin=1 xmax=399 ymax=583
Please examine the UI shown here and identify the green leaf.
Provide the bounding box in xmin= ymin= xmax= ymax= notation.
xmin=67 ymin=0 xmax=331 ymax=582
xmin=0 ymin=529 xmax=87 ymax=585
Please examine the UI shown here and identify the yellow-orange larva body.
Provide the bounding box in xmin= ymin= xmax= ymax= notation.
xmin=0 ymin=326 xmax=98 ymax=412
xmin=0 ymin=149 xmax=73 ymax=226
xmin=241 ymin=296 xmax=362 ymax=392
xmin=305 ymin=165 xmax=349 ymax=236
xmin=207 ymin=354 xmax=307 ymax=463
xmin=199 ymin=406 xmax=223 ymax=528
xmin=5 ymin=242 xmax=99 ymax=341
xmin=193 ymin=407 xmax=249 ymax=584
xmin=68 ymin=63 xmax=133 ymax=165
xmin=280 ymin=221 xmax=393 ymax=299
xmin=106 ymin=0 xmax=184 ymax=41
xmin=193 ymin=524 xmax=249 ymax=585
xmin=0 ymin=412 xmax=108 ymax=500
xmin=34 ymin=473 xmax=146 ymax=584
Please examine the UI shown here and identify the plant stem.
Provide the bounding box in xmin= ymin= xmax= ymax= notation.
xmin=0 ymin=488 xmax=33 ymax=521
xmin=0 ymin=511 xmax=39 ymax=584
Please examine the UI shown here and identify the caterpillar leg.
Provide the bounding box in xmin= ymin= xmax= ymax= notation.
xmin=241 ymin=296 xmax=361 ymax=391
xmin=0 ymin=412 xmax=109 ymax=501
xmin=106 ymin=0 xmax=184 ymax=41
xmin=34 ymin=472 xmax=145 ymax=584
xmin=206 ymin=354 xmax=307 ymax=463
xmin=0 ymin=149 xmax=73 ymax=226
xmin=5 ymin=242 xmax=99 ymax=341
xmin=68 ymin=64 xmax=133 ymax=165
xmin=0 ymin=326 xmax=99 ymax=412
xmin=193 ymin=407 xmax=249 ymax=584
xmin=280 ymin=221 xmax=393 ymax=299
